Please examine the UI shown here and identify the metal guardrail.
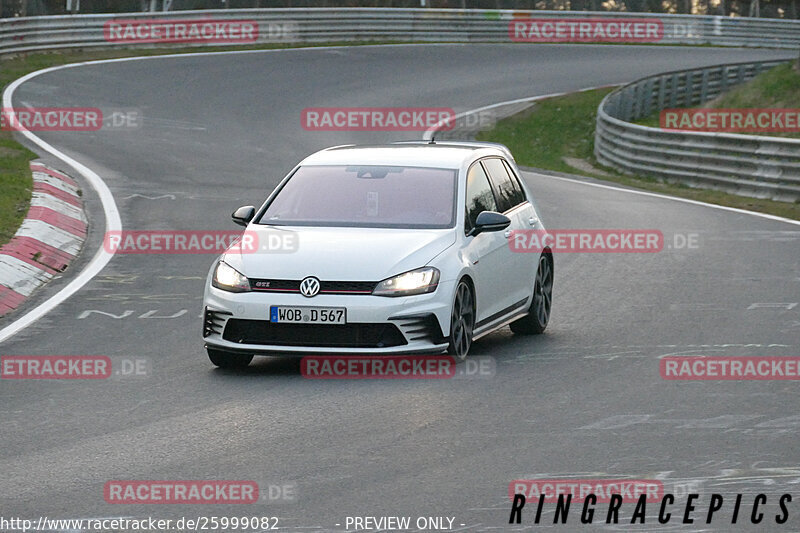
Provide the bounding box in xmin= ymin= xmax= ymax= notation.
xmin=0 ymin=8 xmax=799 ymax=55
xmin=595 ymin=60 xmax=800 ymax=202
xmin=2 ymin=8 xmax=798 ymax=201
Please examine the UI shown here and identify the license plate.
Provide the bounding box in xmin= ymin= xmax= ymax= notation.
xmin=270 ymin=306 xmax=346 ymax=324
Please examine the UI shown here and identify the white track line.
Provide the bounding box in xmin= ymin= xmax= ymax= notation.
xmin=422 ymin=85 xmax=614 ymax=140
xmin=0 ymin=46 xmax=796 ymax=345
xmin=0 ymin=64 xmax=121 ymax=345
xmin=530 ymin=171 xmax=800 ymax=227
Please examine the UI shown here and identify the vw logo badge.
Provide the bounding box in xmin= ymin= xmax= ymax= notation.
xmin=299 ymin=276 xmax=321 ymax=297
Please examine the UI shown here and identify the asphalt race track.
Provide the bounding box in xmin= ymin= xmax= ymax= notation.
xmin=1 ymin=44 xmax=800 ymax=531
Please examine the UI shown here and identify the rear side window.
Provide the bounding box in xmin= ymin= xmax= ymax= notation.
xmin=464 ymin=162 xmax=498 ymax=233
xmin=482 ymin=158 xmax=526 ymax=213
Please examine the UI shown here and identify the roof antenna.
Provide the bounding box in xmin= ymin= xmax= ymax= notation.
xmin=428 ymin=130 xmax=436 ymax=144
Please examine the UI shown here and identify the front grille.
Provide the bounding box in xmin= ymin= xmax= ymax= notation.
xmin=222 ymin=319 xmax=407 ymax=348
xmin=320 ymin=280 xmax=376 ymax=294
xmin=391 ymin=314 xmax=445 ymax=343
xmin=204 ymin=307 xmax=232 ymax=338
xmin=249 ymin=278 xmax=376 ymax=295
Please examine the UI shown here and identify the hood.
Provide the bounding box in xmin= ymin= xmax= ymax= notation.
xmin=223 ymin=225 xmax=456 ymax=281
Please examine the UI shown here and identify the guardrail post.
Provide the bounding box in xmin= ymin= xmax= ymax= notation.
xmin=642 ymin=78 xmax=655 ymax=117
xmin=720 ymin=65 xmax=728 ymax=93
xmin=631 ymin=83 xmax=642 ymax=119
xmin=700 ymin=68 xmax=710 ymax=103
xmin=681 ymin=72 xmax=691 ymax=107
xmin=623 ymin=87 xmax=634 ymax=121
xmin=669 ymin=73 xmax=679 ymax=108
xmin=690 ymin=70 xmax=701 ymax=105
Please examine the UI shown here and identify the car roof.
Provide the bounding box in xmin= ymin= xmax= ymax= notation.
xmin=298 ymin=141 xmax=513 ymax=169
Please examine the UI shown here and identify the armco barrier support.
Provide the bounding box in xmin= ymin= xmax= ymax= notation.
xmin=595 ymin=60 xmax=800 ymax=202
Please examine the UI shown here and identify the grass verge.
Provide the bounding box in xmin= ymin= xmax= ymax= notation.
xmin=476 ymin=87 xmax=800 ymax=221
xmin=635 ymin=62 xmax=800 ymax=139
xmin=0 ymin=138 xmax=35 ymax=247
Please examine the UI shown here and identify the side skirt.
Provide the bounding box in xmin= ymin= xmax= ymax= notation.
xmin=472 ymin=298 xmax=530 ymax=341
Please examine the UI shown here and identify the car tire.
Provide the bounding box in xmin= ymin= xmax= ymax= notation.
xmin=447 ymin=280 xmax=475 ymax=361
xmin=510 ymin=253 xmax=553 ymax=335
xmin=207 ymin=348 xmax=253 ymax=369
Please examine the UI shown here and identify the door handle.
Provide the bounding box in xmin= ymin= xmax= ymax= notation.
xmin=504 ymin=230 xmax=512 ymax=239
xmin=528 ymin=217 xmax=539 ymax=226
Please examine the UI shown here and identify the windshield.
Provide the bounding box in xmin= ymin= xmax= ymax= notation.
xmin=257 ymin=164 xmax=457 ymax=229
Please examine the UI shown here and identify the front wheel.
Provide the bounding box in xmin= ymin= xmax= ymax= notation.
xmin=510 ymin=254 xmax=553 ymax=335
xmin=207 ymin=348 xmax=253 ymax=369
xmin=448 ymin=280 xmax=475 ymax=361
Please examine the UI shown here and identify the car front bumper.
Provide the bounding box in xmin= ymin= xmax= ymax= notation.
xmin=202 ymin=281 xmax=454 ymax=356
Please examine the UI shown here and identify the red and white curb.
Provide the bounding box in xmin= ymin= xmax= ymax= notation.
xmin=0 ymin=162 xmax=86 ymax=316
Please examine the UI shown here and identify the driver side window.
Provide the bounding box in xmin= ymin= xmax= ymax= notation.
xmin=465 ymin=162 xmax=498 ymax=234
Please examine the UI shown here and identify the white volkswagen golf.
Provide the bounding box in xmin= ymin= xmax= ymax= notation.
xmin=202 ymin=141 xmax=553 ymax=368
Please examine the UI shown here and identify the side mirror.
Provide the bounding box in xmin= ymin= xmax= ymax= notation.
xmin=468 ymin=211 xmax=511 ymax=237
xmin=231 ymin=205 xmax=256 ymax=227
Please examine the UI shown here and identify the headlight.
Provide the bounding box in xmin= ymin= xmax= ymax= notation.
xmin=212 ymin=261 xmax=250 ymax=293
xmin=372 ymin=267 xmax=440 ymax=297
